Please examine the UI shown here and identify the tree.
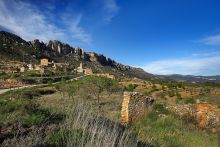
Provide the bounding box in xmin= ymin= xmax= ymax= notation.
xmin=78 ymin=76 xmax=120 ymax=107
xmin=176 ymin=92 xmax=182 ymax=99
xmin=125 ymin=84 xmax=138 ymax=92
xmin=152 ymin=84 xmax=157 ymax=91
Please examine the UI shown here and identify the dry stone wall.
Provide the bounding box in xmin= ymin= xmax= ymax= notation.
xmin=121 ymin=92 xmax=154 ymax=124
xmin=166 ymin=103 xmax=220 ymax=131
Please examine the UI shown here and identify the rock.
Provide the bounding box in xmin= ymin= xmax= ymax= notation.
xmin=46 ymin=40 xmax=72 ymax=54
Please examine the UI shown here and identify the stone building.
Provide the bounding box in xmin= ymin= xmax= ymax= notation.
xmin=121 ymin=92 xmax=154 ymax=124
xmin=20 ymin=66 xmax=26 ymax=72
xmin=77 ymin=62 xmax=84 ymax=73
xmin=40 ymin=58 xmax=49 ymax=66
xmin=83 ymin=68 xmax=93 ymax=75
xmin=53 ymin=63 xmax=69 ymax=71
xmin=27 ymin=64 xmax=34 ymax=70
xmin=77 ymin=62 xmax=93 ymax=75
xmin=34 ymin=65 xmax=41 ymax=71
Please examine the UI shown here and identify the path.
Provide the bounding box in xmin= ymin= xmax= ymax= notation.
xmin=0 ymin=75 xmax=88 ymax=95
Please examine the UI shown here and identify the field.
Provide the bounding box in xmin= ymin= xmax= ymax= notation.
xmin=0 ymin=76 xmax=219 ymax=146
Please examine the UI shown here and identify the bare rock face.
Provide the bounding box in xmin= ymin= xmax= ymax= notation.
xmin=166 ymin=103 xmax=220 ymax=131
xmin=31 ymin=39 xmax=46 ymax=51
xmin=121 ymin=92 xmax=154 ymax=124
xmin=31 ymin=39 xmax=85 ymax=59
xmin=46 ymin=40 xmax=72 ymax=54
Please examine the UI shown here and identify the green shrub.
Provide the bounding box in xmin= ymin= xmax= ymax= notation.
xmin=47 ymin=129 xmax=90 ymax=146
xmin=153 ymin=103 xmax=169 ymax=114
xmin=156 ymin=92 xmax=166 ymax=99
xmin=168 ymin=90 xmax=176 ymax=97
xmin=22 ymin=111 xmax=47 ymax=126
xmin=125 ymin=84 xmax=138 ymax=92
xmin=184 ymin=97 xmax=196 ymax=104
xmin=144 ymin=91 xmax=151 ymax=96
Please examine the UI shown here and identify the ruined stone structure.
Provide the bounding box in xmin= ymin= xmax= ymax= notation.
xmin=83 ymin=68 xmax=93 ymax=75
xmin=77 ymin=62 xmax=84 ymax=73
xmin=77 ymin=62 xmax=93 ymax=75
xmin=121 ymin=92 xmax=154 ymax=124
xmin=166 ymin=103 xmax=220 ymax=131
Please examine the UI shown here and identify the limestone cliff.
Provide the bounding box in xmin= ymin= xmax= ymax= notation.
xmin=0 ymin=30 xmax=154 ymax=79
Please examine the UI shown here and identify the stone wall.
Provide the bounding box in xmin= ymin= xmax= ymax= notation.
xmin=121 ymin=92 xmax=154 ymax=124
xmin=0 ymin=79 xmax=28 ymax=89
xmin=166 ymin=103 xmax=220 ymax=131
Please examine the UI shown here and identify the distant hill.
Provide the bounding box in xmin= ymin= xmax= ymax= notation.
xmin=158 ymin=74 xmax=220 ymax=83
xmin=1 ymin=30 xmax=219 ymax=82
xmin=0 ymin=30 xmax=154 ymax=79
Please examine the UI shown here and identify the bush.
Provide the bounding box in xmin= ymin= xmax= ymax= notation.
xmin=47 ymin=129 xmax=90 ymax=146
xmin=156 ymin=92 xmax=166 ymax=99
xmin=125 ymin=84 xmax=138 ymax=92
xmin=184 ymin=97 xmax=196 ymax=104
xmin=153 ymin=103 xmax=169 ymax=115
xmin=22 ymin=111 xmax=47 ymax=127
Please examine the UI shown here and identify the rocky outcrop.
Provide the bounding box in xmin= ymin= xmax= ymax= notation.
xmin=31 ymin=39 xmax=46 ymax=52
xmin=0 ymin=30 xmax=154 ymax=80
xmin=121 ymin=92 xmax=154 ymax=124
xmin=46 ymin=40 xmax=71 ymax=54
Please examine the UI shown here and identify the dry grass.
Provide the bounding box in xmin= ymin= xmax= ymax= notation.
xmin=48 ymin=102 xmax=144 ymax=147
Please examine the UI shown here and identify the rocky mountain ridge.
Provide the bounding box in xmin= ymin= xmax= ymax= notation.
xmin=0 ymin=30 xmax=153 ymax=79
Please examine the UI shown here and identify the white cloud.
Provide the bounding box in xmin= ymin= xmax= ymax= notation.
xmin=140 ymin=53 xmax=220 ymax=76
xmin=102 ymin=0 xmax=120 ymax=22
xmin=0 ymin=0 xmax=91 ymax=44
xmin=200 ymin=34 xmax=220 ymax=45
xmin=61 ymin=14 xmax=91 ymax=44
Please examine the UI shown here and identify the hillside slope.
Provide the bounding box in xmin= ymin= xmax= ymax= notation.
xmin=0 ymin=30 xmax=154 ymax=79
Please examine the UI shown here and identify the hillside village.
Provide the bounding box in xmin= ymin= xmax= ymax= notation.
xmin=0 ymin=54 xmax=115 ymax=78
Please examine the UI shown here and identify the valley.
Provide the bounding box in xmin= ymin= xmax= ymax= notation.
xmin=0 ymin=31 xmax=220 ymax=146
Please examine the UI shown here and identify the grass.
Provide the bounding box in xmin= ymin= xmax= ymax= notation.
xmin=0 ymin=87 xmax=57 ymax=125
xmin=43 ymin=103 xmax=142 ymax=147
xmin=201 ymin=94 xmax=220 ymax=106
xmin=132 ymin=103 xmax=218 ymax=147
xmin=0 ymin=76 xmax=219 ymax=146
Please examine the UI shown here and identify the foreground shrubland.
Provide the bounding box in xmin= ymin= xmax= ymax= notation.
xmin=0 ymin=76 xmax=219 ymax=146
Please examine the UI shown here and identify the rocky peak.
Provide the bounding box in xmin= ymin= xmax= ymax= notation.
xmin=0 ymin=30 xmax=153 ymax=79
xmin=31 ymin=39 xmax=46 ymax=51
xmin=46 ymin=40 xmax=65 ymax=54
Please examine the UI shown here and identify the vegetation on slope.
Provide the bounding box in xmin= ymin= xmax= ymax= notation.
xmin=0 ymin=76 xmax=219 ymax=146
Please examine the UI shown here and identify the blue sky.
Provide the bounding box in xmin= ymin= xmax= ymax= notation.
xmin=0 ymin=0 xmax=220 ymax=75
